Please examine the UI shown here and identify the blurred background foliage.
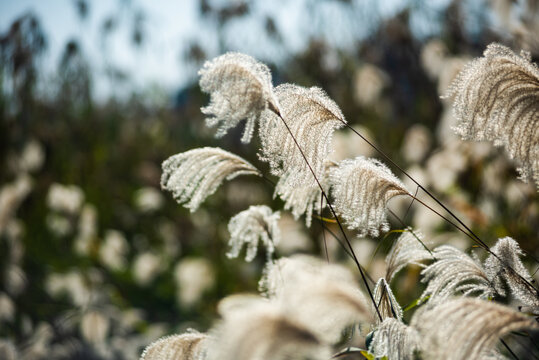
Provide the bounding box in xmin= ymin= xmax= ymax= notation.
xmin=0 ymin=0 xmax=538 ymax=358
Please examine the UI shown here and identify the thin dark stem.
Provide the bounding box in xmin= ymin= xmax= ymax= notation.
xmin=524 ymin=331 xmax=539 ymax=354
xmin=501 ymin=338 xmax=520 ymax=360
xmin=321 ymin=227 xmax=330 ymax=263
xmin=318 ymin=220 xmax=376 ymax=285
xmin=403 ymin=185 xmax=419 ymax=222
xmin=273 ymin=109 xmax=383 ymax=321
xmin=344 ymin=122 xmax=539 ymax=296
xmin=260 ymin=174 xmax=276 ymax=187
xmin=320 ymin=192 xmax=330 ymax=263
xmin=315 ymin=217 xmax=352 ymax=258
xmin=406 ymin=194 xmax=487 ymax=249
xmin=387 ymin=208 xmax=435 ymax=259
xmin=509 ymin=334 xmax=539 ymax=360
xmin=407 ymin=193 xmax=539 ymax=294
xmin=342 ymin=122 xmax=489 ymax=248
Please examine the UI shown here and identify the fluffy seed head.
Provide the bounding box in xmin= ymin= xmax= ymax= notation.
xmin=420 ymin=245 xmax=495 ymax=303
xmin=206 ymin=300 xmax=330 ymax=360
xmin=161 ymin=147 xmax=260 ymax=212
xmin=273 ymin=162 xmax=333 ymax=227
xmin=330 ymin=156 xmax=409 ymax=237
xmin=369 ymin=318 xmax=420 ymax=360
xmin=259 ymin=84 xmax=346 ymax=187
xmin=484 ymin=237 xmax=539 ymax=310
xmin=260 ymin=255 xmax=372 ymax=343
xmin=411 ymin=298 xmax=539 ymax=360
xmin=227 ymin=205 xmax=280 ymax=262
xmin=385 ymin=229 xmax=432 ymax=282
xmin=373 ymin=278 xmax=403 ymax=323
xmin=141 ymin=331 xmax=207 ymax=360
xmin=445 ymin=43 xmax=539 ymax=187
xmin=199 ymin=52 xmax=278 ymax=143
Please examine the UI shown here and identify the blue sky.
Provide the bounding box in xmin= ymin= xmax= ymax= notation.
xmin=0 ymin=0 xmax=202 ymax=99
xmin=0 ymin=0 xmax=454 ymax=100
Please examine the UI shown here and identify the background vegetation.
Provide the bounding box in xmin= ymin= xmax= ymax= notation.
xmin=0 ymin=0 xmax=537 ymax=358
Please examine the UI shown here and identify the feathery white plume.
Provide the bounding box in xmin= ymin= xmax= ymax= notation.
xmin=420 ymin=245 xmax=495 ymax=303
xmin=161 ymin=147 xmax=260 ymax=212
xmin=273 ymin=162 xmax=332 ymax=227
xmin=373 ymin=278 xmax=403 ymax=323
xmin=484 ymin=237 xmax=539 ymax=310
xmin=445 ymin=43 xmax=539 ymax=187
xmin=369 ymin=318 xmax=420 ymax=360
xmin=216 ymin=293 xmax=263 ymax=318
xmin=330 ymin=156 xmax=409 ymax=237
xmin=259 ymin=254 xmax=358 ymax=299
xmin=385 ymin=229 xmax=432 ymax=282
xmin=260 ymin=255 xmax=372 ymax=343
xmin=259 ymin=84 xmax=346 ymax=187
xmin=140 ymin=331 xmax=207 ymax=360
xmin=227 ymin=205 xmax=280 ymax=262
xmin=206 ymin=300 xmax=330 ymax=360
xmin=199 ymin=52 xmax=279 ymax=143
xmin=411 ymin=298 xmax=539 ymax=360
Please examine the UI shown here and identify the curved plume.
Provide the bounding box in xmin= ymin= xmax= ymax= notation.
xmin=273 ymin=162 xmax=333 ymax=227
xmin=199 ymin=52 xmax=279 ymax=143
xmin=260 ymin=255 xmax=372 ymax=343
xmin=330 ymin=157 xmax=409 ymax=237
xmin=385 ymin=229 xmax=432 ymax=282
xmin=141 ymin=331 xmax=207 ymax=360
xmin=420 ymin=245 xmax=495 ymax=303
xmin=373 ymin=278 xmax=403 ymax=323
xmin=445 ymin=43 xmax=539 ymax=187
xmin=206 ymin=301 xmax=330 ymax=360
xmin=259 ymin=84 xmax=346 ymax=187
xmin=161 ymin=147 xmax=260 ymax=212
xmin=369 ymin=318 xmax=420 ymax=360
xmin=227 ymin=205 xmax=280 ymax=262
xmin=484 ymin=237 xmax=539 ymax=310
xmin=411 ymin=298 xmax=539 ymax=360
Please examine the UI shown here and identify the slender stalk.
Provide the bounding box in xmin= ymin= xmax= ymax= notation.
xmin=403 ymin=185 xmax=419 ymax=221
xmin=405 ymin=194 xmax=487 ymax=249
xmin=318 ymin=220 xmax=376 ymax=285
xmin=272 ymin=108 xmax=383 ymax=321
xmin=342 ymin=122 xmax=489 ymax=248
xmin=410 ymin=193 xmax=538 ymax=293
xmin=320 ymin=192 xmax=330 ymax=263
xmin=501 ymin=339 xmax=520 ymax=360
xmin=345 ymin=123 xmax=539 ymax=295
xmin=387 ymin=208 xmax=435 ymax=259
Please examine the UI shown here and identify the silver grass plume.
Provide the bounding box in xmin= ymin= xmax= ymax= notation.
xmin=206 ymin=300 xmax=331 ymax=360
xmin=273 ymin=161 xmax=333 ymax=227
xmin=373 ymin=278 xmax=403 ymax=323
xmin=420 ymin=245 xmax=495 ymax=303
xmin=369 ymin=318 xmax=420 ymax=360
xmin=445 ymin=43 xmax=539 ymax=187
xmin=330 ymin=156 xmax=410 ymax=237
xmin=385 ymin=229 xmax=432 ymax=282
xmin=227 ymin=205 xmax=280 ymax=262
xmin=259 ymin=255 xmax=372 ymax=343
xmin=161 ymin=147 xmax=260 ymax=212
xmin=216 ymin=293 xmax=263 ymax=318
xmin=484 ymin=237 xmax=539 ymax=310
xmin=259 ymin=84 xmax=346 ymax=187
xmin=259 ymin=254 xmax=359 ymax=298
xmin=199 ymin=52 xmax=279 ymax=143
xmin=140 ymin=331 xmax=207 ymax=360
xmin=411 ymin=298 xmax=539 ymax=360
